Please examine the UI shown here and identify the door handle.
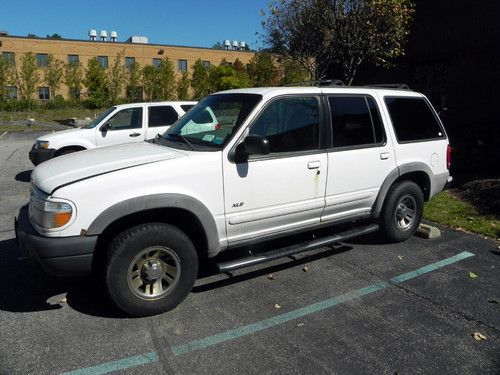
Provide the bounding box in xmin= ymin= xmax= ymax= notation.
xmin=307 ymin=161 xmax=321 ymax=169
xmin=380 ymin=152 xmax=390 ymax=160
xmin=129 ymin=132 xmax=141 ymax=138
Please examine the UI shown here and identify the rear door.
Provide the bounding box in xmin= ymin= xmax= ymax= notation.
xmin=145 ymin=105 xmax=180 ymax=139
xmin=322 ymin=94 xmax=396 ymax=222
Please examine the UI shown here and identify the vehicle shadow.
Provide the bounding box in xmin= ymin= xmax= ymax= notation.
xmin=15 ymin=170 xmax=32 ymax=183
xmin=0 ymin=237 xmax=123 ymax=318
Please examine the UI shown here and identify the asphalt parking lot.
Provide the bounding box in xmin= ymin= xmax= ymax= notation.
xmin=0 ymin=131 xmax=499 ymax=375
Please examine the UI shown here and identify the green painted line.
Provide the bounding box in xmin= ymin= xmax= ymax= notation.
xmin=62 ymin=251 xmax=474 ymax=374
xmin=60 ymin=352 xmax=158 ymax=375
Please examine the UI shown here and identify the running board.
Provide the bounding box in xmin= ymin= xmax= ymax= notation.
xmin=216 ymin=223 xmax=379 ymax=273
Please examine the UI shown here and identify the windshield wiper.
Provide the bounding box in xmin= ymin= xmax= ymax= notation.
xmin=167 ymin=133 xmax=195 ymax=151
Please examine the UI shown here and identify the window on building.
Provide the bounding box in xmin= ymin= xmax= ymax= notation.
xmin=36 ymin=53 xmax=48 ymax=67
xmin=202 ymin=60 xmax=210 ymax=69
xmin=152 ymin=58 xmax=162 ymax=68
xmin=69 ymin=87 xmax=81 ymax=99
xmin=385 ymin=97 xmax=445 ymax=142
xmin=2 ymin=52 xmax=15 ymax=66
xmin=67 ymin=54 xmax=79 ymax=64
xmin=178 ymin=59 xmax=187 ymax=72
xmin=328 ymin=96 xmax=385 ymax=148
xmin=38 ymin=87 xmax=50 ymax=100
xmin=98 ymin=56 xmax=108 ymax=68
xmin=250 ymin=96 xmax=320 ymax=154
xmin=5 ymin=86 xmax=17 ymax=99
xmin=125 ymin=57 xmax=135 ymax=68
xmin=148 ymin=106 xmax=179 ymax=127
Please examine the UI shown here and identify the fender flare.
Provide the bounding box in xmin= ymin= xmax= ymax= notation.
xmin=86 ymin=193 xmax=220 ymax=252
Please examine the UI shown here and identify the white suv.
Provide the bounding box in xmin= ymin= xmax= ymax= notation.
xmin=29 ymin=101 xmax=196 ymax=165
xmin=16 ymin=85 xmax=452 ymax=316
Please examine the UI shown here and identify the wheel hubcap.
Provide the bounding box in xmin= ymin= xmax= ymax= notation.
xmin=395 ymin=195 xmax=417 ymax=231
xmin=127 ymin=246 xmax=181 ymax=300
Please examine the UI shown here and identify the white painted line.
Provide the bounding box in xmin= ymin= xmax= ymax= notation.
xmin=0 ymin=131 xmax=7 ymax=139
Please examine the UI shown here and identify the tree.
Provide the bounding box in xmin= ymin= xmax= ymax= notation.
xmin=45 ymin=54 xmax=64 ymax=98
xmin=209 ymin=61 xmax=250 ymax=92
xmin=18 ymin=52 xmax=40 ymax=100
xmin=261 ymin=0 xmax=414 ymax=84
xmin=212 ymin=42 xmax=224 ymax=50
xmin=84 ymin=57 xmax=109 ymax=107
xmin=26 ymin=33 xmax=38 ymax=38
xmin=281 ymin=58 xmax=309 ymax=85
xmin=108 ymin=52 xmax=125 ymax=104
xmin=157 ymin=58 xmax=176 ymax=100
xmin=190 ymin=59 xmax=210 ymax=99
xmin=0 ymin=58 xmax=14 ymax=101
xmin=142 ymin=65 xmax=160 ymax=101
xmin=47 ymin=33 xmax=63 ymax=39
xmin=126 ymin=62 xmax=143 ymax=102
xmin=176 ymin=71 xmax=190 ymax=100
xmin=65 ymin=61 xmax=83 ymax=100
xmin=247 ymin=52 xmax=278 ymax=86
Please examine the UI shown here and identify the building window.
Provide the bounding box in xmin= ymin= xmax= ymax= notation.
xmin=5 ymin=86 xmax=17 ymax=99
xmin=69 ymin=87 xmax=81 ymax=99
xmin=38 ymin=87 xmax=50 ymax=100
xmin=125 ymin=57 xmax=135 ymax=68
xmin=68 ymin=54 xmax=79 ymax=64
xmin=98 ymin=56 xmax=108 ymax=68
xmin=178 ymin=59 xmax=187 ymax=72
xmin=152 ymin=58 xmax=162 ymax=68
xmin=202 ymin=60 xmax=210 ymax=69
xmin=2 ymin=52 xmax=15 ymax=66
xmin=36 ymin=53 xmax=48 ymax=67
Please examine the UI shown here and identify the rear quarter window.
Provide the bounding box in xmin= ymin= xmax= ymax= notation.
xmin=385 ymin=97 xmax=445 ymax=143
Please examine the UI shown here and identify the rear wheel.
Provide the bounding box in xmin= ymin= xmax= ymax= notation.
xmin=379 ymin=181 xmax=424 ymax=242
xmin=105 ymin=223 xmax=198 ymax=316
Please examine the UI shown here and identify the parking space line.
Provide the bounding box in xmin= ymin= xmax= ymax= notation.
xmin=60 ymin=251 xmax=474 ymax=374
xmin=0 ymin=131 xmax=7 ymax=139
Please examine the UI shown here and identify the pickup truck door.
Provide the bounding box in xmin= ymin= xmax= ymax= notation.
xmin=145 ymin=105 xmax=180 ymax=140
xmin=223 ymin=95 xmax=327 ymax=246
xmin=96 ymin=106 xmax=145 ymax=147
xmin=321 ymin=94 xmax=397 ymax=222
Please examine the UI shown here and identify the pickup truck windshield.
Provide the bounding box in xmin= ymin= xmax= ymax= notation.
xmin=82 ymin=107 xmax=116 ymax=129
xmin=162 ymin=94 xmax=262 ymax=150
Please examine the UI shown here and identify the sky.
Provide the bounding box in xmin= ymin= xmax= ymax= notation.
xmin=0 ymin=0 xmax=270 ymax=49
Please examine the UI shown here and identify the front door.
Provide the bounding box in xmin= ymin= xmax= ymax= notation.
xmin=97 ymin=106 xmax=145 ymax=147
xmin=223 ymin=95 xmax=327 ymax=245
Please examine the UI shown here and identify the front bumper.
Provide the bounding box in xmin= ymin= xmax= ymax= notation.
xmin=15 ymin=205 xmax=97 ymax=277
xmin=29 ymin=145 xmax=56 ymax=166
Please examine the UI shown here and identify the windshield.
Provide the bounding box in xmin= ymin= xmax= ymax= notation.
xmin=161 ymin=94 xmax=262 ymax=150
xmin=82 ymin=107 xmax=116 ymax=129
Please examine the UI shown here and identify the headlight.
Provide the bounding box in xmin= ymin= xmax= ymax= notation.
xmin=35 ymin=140 xmax=49 ymax=149
xmin=29 ymin=188 xmax=73 ymax=229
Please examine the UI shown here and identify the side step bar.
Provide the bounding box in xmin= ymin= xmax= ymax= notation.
xmin=216 ymin=223 xmax=379 ymax=273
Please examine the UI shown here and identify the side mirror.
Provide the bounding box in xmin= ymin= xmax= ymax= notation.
xmin=243 ymin=134 xmax=270 ymax=155
xmin=100 ymin=123 xmax=111 ymax=132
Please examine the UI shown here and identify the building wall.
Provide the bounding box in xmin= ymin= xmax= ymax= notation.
xmin=0 ymin=35 xmax=255 ymax=99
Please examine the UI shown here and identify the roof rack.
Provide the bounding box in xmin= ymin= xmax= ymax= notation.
xmin=364 ymin=83 xmax=411 ymax=90
xmin=283 ymin=79 xmax=345 ymax=87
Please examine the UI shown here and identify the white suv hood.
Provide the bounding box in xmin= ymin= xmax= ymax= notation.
xmin=32 ymin=142 xmax=186 ymax=193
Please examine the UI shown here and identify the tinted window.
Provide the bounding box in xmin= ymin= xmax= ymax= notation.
xmin=2 ymin=52 xmax=15 ymax=65
xmin=152 ymin=58 xmax=162 ymax=67
xmin=98 ymin=56 xmax=108 ymax=68
xmin=36 ymin=53 xmax=48 ymax=67
xmin=107 ymin=107 xmax=142 ymax=130
xmin=148 ymin=106 xmax=178 ymax=127
xmin=125 ymin=57 xmax=135 ymax=68
xmin=329 ymin=96 xmax=384 ymax=148
xmin=385 ymin=97 xmax=444 ymax=142
xmin=250 ymin=97 xmax=319 ymax=153
xmin=181 ymin=104 xmax=195 ymax=112
xmin=68 ymin=54 xmax=79 ymax=64
xmin=178 ymin=59 xmax=187 ymax=72
xmin=38 ymin=87 xmax=50 ymax=100
xmin=6 ymin=86 xmax=17 ymax=99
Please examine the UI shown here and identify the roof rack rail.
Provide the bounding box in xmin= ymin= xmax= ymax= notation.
xmin=364 ymin=83 xmax=411 ymax=90
xmin=283 ymin=79 xmax=345 ymax=87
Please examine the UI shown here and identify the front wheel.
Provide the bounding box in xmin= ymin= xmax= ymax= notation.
xmin=379 ymin=181 xmax=424 ymax=243
xmin=105 ymin=223 xmax=198 ymax=316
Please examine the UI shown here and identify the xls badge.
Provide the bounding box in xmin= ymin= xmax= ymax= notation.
xmin=232 ymin=202 xmax=244 ymax=208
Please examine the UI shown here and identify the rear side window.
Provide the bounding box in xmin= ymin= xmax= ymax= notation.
xmin=148 ymin=106 xmax=178 ymax=127
xmin=181 ymin=104 xmax=195 ymax=112
xmin=385 ymin=97 xmax=444 ymax=142
xmin=329 ymin=96 xmax=385 ymax=148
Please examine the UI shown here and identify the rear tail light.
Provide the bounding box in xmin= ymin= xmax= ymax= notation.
xmin=446 ymin=144 xmax=451 ymax=170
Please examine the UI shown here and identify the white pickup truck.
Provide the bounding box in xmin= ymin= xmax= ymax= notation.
xmin=29 ymin=101 xmax=197 ymax=165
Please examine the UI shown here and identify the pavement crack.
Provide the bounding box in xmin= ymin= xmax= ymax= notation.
xmin=336 ymin=254 xmax=500 ymax=334
xmin=148 ymin=318 xmax=175 ymax=374
xmin=6 ymin=148 xmax=19 ymax=161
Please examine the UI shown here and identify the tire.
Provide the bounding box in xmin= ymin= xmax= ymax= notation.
xmin=379 ymin=181 xmax=424 ymax=243
xmin=105 ymin=223 xmax=198 ymax=316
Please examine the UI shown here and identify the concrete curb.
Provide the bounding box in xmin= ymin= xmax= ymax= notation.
xmin=416 ymin=223 xmax=442 ymax=239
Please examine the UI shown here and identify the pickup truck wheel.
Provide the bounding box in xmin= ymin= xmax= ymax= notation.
xmin=105 ymin=223 xmax=198 ymax=316
xmin=379 ymin=181 xmax=423 ymax=243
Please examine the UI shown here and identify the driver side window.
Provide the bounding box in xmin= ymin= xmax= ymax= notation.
xmin=249 ymin=97 xmax=320 ymax=153
xmin=107 ymin=107 xmax=143 ymax=130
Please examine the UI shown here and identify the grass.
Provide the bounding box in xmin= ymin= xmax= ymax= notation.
xmin=424 ymin=190 xmax=500 ymax=240
xmin=0 ymin=108 xmax=103 ymax=124
xmin=0 ymin=125 xmax=55 ymax=131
